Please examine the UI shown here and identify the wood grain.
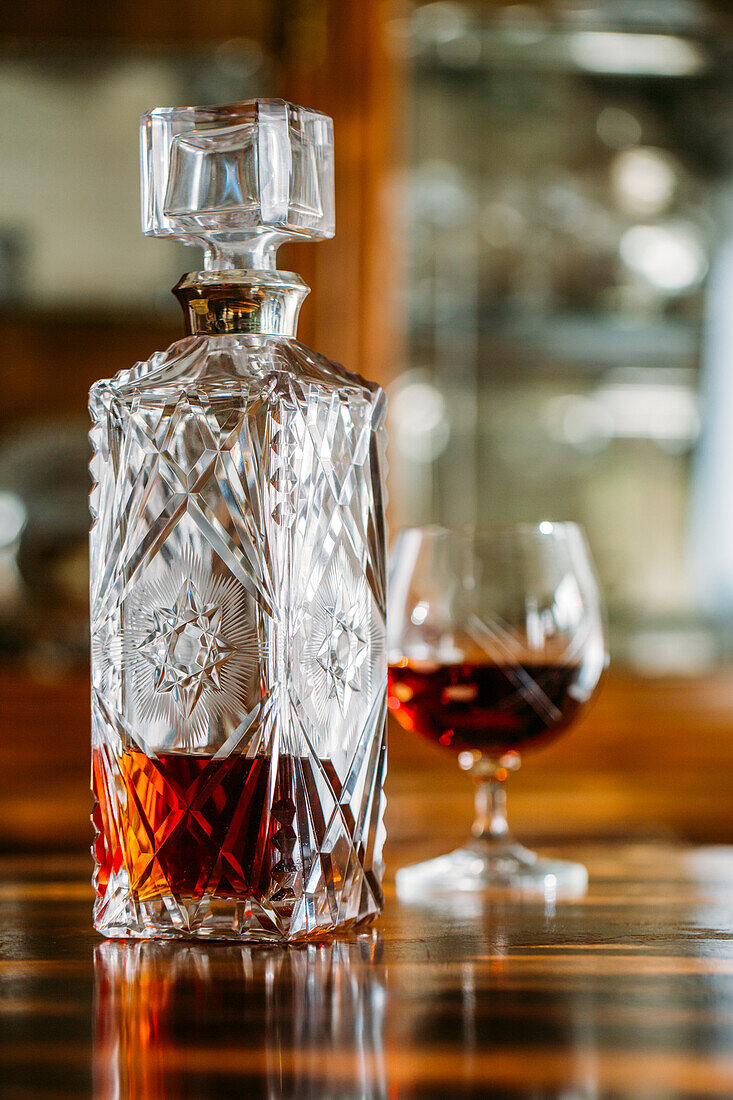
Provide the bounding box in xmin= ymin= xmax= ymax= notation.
xmin=3 ymin=672 xmax=733 ymax=1093
xmin=2 ymin=843 xmax=733 ymax=1097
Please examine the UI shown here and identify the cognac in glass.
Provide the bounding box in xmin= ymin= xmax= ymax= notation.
xmin=388 ymin=523 xmax=607 ymax=900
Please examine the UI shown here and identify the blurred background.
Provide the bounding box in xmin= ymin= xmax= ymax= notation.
xmin=2 ymin=0 xmax=733 ymax=856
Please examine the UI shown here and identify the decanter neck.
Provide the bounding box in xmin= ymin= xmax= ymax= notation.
xmin=173 ymin=270 xmax=309 ymax=337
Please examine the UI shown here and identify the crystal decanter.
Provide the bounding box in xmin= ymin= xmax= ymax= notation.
xmin=89 ymin=99 xmax=387 ymax=941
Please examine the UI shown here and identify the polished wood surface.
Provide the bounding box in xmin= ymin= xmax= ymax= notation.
xmin=3 ymin=843 xmax=733 ymax=1097
xmin=3 ymin=672 xmax=733 ymax=1095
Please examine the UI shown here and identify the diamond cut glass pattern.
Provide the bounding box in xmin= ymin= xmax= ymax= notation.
xmin=90 ymin=334 xmax=388 ymax=940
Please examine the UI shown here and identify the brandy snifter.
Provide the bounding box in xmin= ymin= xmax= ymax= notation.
xmin=388 ymin=523 xmax=607 ymax=900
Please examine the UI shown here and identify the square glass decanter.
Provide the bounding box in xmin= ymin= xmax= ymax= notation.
xmin=89 ymin=99 xmax=387 ymax=941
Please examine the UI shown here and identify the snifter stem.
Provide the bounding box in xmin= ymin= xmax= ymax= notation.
xmin=396 ymin=741 xmax=588 ymax=900
xmin=472 ymin=774 xmax=509 ymax=842
xmin=467 ymin=751 xmax=521 ymax=844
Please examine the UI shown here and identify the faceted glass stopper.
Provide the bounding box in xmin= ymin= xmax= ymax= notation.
xmin=141 ymin=98 xmax=334 ymax=269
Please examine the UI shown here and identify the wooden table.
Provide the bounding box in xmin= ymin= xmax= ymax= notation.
xmin=3 ymin=672 xmax=733 ymax=1096
xmin=2 ymin=843 xmax=733 ymax=1098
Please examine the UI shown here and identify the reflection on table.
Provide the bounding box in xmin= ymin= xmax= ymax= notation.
xmin=92 ymin=935 xmax=386 ymax=1100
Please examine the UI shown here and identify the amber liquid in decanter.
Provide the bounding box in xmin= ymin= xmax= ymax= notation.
xmin=92 ymin=750 xmax=331 ymax=905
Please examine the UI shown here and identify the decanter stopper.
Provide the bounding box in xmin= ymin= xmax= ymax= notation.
xmin=141 ymin=98 xmax=335 ymax=272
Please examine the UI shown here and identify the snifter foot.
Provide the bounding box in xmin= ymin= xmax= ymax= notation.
xmin=396 ymin=841 xmax=588 ymax=901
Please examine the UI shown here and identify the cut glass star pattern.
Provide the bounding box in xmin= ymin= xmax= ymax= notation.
xmin=316 ymin=593 xmax=368 ymax=712
xmin=141 ymin=579 xmax=234 ymax=718
xmin=119 ymin=549 xmax=259 ymax=749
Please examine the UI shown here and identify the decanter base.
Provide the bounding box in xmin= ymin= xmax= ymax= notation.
xmin=94 ymin=891 xmax=380 ymax=943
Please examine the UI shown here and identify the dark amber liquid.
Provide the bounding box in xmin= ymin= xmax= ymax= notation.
xmin=92 ymin=749 xmax=296 ymax=901
xmin=388 ymin=661 xmax=584 ymax=755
